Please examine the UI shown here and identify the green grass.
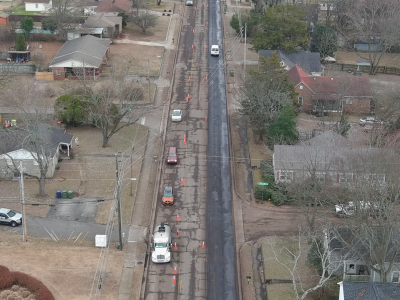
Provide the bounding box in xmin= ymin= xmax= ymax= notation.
xmin=10 ymin=5 xmax=47 ymax=15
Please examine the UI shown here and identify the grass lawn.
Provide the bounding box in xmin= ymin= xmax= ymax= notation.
xmin=10 ymin=5 xmax=46 ymax=15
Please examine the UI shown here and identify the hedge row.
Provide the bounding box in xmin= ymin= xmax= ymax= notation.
xmin=0 ymin=266 xmax=54 ymax=300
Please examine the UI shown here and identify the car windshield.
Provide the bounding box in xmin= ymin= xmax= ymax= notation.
xmin=7 ymin=210 xmax=16 ymax=217
xmin=164 ymin=189 xmax=173 ymax=197
xmin=172 ymin=111 xmax=180 ymax=116
xmin=155 ymin=242 xmax=168 ymax=248
xmin=168 ymin=153 xmax=176 ymax=157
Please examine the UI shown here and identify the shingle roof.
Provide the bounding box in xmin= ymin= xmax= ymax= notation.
xmin=258 ymin=50 xmax=321 ymax=75
xmin=0 ymin=123 xmax=73 ymax=157
xmin=83 ymin=13 xmax=120 ymax=28
xmin=342 ymin=281 xmax=400 ymax=300
xmin=85 ymin=1 xmax=100 ymax=6
xmin=95 ymin=0 xmax=131 ymax=13
xmin=288 ymin=65 xmax=373 ymax=98
xmin=49 ymin=35 xmax=110 ymax=68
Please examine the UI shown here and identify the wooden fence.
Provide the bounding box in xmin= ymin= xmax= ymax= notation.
xmin=326 ymin=63 xmax=400 ymax=75
xmin=36 ymin=72 xmax=54 ymax=81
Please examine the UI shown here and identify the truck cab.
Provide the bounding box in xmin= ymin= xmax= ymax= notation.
xmin=151 ymin=223 xmax=172 ymax=263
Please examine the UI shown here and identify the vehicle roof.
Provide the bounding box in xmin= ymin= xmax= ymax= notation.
xmin=173 ymin=109 xmax=181 ymax=112
xmin=168 ymin=147 xmax=176 ymax=152
xmin=0 ymin=208 xmax=11 ymax=213
xmin=153 ymin=223 xmax=171 ymax=237
xmin=164 ymin=186 xmax=173 ymax=192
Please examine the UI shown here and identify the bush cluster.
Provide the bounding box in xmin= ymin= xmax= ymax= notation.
xmin=0 ymin=266 xmax=54 ymax=300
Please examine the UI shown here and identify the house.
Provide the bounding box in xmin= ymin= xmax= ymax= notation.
xmin=326 ymin=228 xmax=400 ymax=282
xmin=49 ymin=35 xmax=111 ymax=80
xmin=0 ymin=14 xmax=9 ymax=27
xmin=258 ymin=50 xmax=322 ymax=75
xmin=273 ymin=131 xmax=397 ymax=184
xmin=82 ymin=13 xmax=122 ymax=38
xmin=95 ymin=0 xmax=131 ymax=14
xmin=0 ymin=123 xmax=73 ymax=179
xmin=24 ymin=0 xmax=52 ymax=12
xmin=338 ymin=281 xmax=400 ymax=300
xmin=287 ymin=65 xmax=374 ymax=114
xmin=84 ymin=1 xmax=99 ymax=16
xmin=67 ymin=27 xmax=103 ymax=41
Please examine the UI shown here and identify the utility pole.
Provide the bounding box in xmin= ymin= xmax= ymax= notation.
xmin=244 ymin=23 xmax=247 ymax=83
xmin=19 ymin=161 xmax=27 ymax=242
xmin=130 ymin=146 xmax=134 ymax=196
xmin=115 ymin=153 xmax=123 ymax=250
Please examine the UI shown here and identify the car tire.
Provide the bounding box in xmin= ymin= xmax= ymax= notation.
xmin=10 ymin=221 xmax=17 ymax=227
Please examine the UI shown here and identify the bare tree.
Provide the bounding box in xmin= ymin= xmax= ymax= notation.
xmin=264 ymin=227 xmax=342 ymax=300
xmin=77 ymin=66 xmax=149 ymax=147
xmin=336 ymin=0 xmax=400 ymax=75
xmin=0 ymin=79 xmax=56 ymax=197
xmin=132 ymin=11 xmax=159 ymax=34
xmin=48 ymin=0 xmax=83 ymax=40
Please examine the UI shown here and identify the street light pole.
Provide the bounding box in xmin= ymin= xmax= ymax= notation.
xmin=18 ymin=161 xmax=27 ymax=242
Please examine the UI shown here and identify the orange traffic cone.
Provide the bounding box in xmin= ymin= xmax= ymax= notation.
xmin=205 ymin=76 xmax=208 ymax=81
xmin=193 ymin=29 xmax=195 ymax=33
xmin=177 ymin=229 xmax=180 ymax=235
xmin=177 ymin=214 xmax=180 ymax=221
xmin=174 ymin=242 xmax=177 ymax=249
xmin=173 ymin=276 xmax=176 ymax=283
xmin=184 ymin=135 xmax=186 ymax=140
xmin=189 ymin=76 xmax=191 ymax=81
xmin=174 ymin=266 xmax=177 ymax=274
xmin=205 ymin=45 xmax=207 ymax=49
xmin=192 ymin=45 xmax=193 ymax=49
xmin=181 ymin=178 xmax=184 ymax=184
xmin=205 ymin=117 xmax=207 ymax=121
xmin=206 ymin=21 xmax=208 ymax=25
xmin=187 ymin=94 xmax=190 ymax=99
xmin=195 ymin=7 xmax=197 ymax=10
xmin=184 ymin=139 xmax=186 ymax=145
xmin=202 ymin=241 xmax=205 ymax=248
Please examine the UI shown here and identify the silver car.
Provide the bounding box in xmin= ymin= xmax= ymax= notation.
xmin=0 ymin=208 xmax=22 ymax=227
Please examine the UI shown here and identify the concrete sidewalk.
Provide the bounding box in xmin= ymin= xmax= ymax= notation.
xmin=116 ymin=5 xmax=180 ymax=300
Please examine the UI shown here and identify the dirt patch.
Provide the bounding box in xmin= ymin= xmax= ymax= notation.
xmin=143 ymin=0 xmax=175 ymax=12
xmin=0 ymin=231 xmax=124 ymax=300
xmin=123 ymin=15 xmax=170 ymax=42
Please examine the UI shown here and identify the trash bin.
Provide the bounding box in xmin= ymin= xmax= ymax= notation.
xmin=56 ymin=190 xmax=62 ymax=198
xmin=62 ymin=190 xmax=67 ymax=199
xmin=307 ymin=109 xmax=312 ymax=115
xmin=65 ymin=72 xmax=69 ymax=78
xmin=229 ymin=70 xmax=234 ymax=77
xmin=68 ymin=190 xmax=73 ymax=199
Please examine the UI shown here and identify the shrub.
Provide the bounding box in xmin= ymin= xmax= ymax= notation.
xmin=307 ymin=237 xmax=324 ymax=275
xmin=270 ymin=190 xmax=292 ymax=206
xmin=0 ymin=290 xmax=12 ymax=299
xmin=254 ymin=186 xmax=272 ymax=201
xmin=0 ymin=273 xmax=15 ymax=290
xmin=260 ymin=159 xmax=274 ymax=183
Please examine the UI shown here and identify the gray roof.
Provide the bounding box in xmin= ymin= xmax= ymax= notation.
xmin=342 ymin=281 xmax=400 ymax=299
xmin=0 ymin=123 xmax=73 ymax=157
xmin=49 ymin=35 xmax=110 ymax=68
xmin=273 ymin=144 xmax=395 ymax=174
xmin=83 ymin=13 xmax=120 ymax=28
xmin=329 ymin=228 xmax=400 ymax=264
xmin=299 ymin=131 xmax=355 ymax=147
xmin=85 ymin=1 xmax=99 ymax=6
xmin=258 ymin=50 xmax=321 ymax=75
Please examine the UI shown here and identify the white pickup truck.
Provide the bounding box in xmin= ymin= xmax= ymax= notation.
xmin=335 ymin=201 xmax=382 ymax=218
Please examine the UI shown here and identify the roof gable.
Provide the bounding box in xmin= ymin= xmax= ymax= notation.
xmin=83 ymin=13 xmax=120 ymax=28
xmin=342 ymin=281 xmax=400 ymax=299
xmin=298 ymin=130 xmax=355 ymax=147
xmin=259 ymin=50 xmax=321 ymax=74
xmin=49 ymin=35 xmax=110 ymax=68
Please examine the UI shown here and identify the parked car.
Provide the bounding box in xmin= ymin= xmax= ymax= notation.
xmin=0 ymin=208 xmax=22 ymax=227
xmin=171 ymin=109 xmax=182 ymax=122
xmin=359 ymin=117 xmax=383 ymax=126
xmin=335 ymin=201 xmax=383 ymax=218
xmin=167 ymin=147 xmax=178 ymax=164
xmin=162 ymin=186 xmax=174 ymax=205
xmin=186 ymin=0 xmax=193 ymax=5
xmin=211 ymin=45 xmax=220 ymax=56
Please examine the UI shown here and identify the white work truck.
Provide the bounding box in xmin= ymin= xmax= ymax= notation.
xmin=151 ymin=223 xmax=172 ymax=263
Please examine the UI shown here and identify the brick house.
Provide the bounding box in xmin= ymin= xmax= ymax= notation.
xmin=49 ymin=35 xmax=110 ymax=80
xmin=288 ymin=65 xmax=374 ymax=115
xmin=95 ymin=0 xmax=131 ymax=14
xmin=24 ymin=0 xmax=52 ymax=12
xmin=82 ymin=13 xmax=122 ymax=38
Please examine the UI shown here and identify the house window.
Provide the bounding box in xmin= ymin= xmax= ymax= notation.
xmin=298 ymin=96 xmax=303 ymax=105
xmin=315 ymin=173 xmax=325 ymax=183
xmin=392 ymin=272 xmax=400 ymax=283
xmin=56 ymin=69 xmax=61 ymax=76
xmin=279 ymin=171 xmax=293 ymax=182
xmin=13 ymin=172 xmax=21 ymax=179
xmin=103 ymin=28 xmax=108 ymax=34
xmin=35 ymin=4 xmax=38 ymax=8
xmin=300 ymin=85 xmax=303 ymax=90
xmin=346 ymin=98 xmax=353 ymax=105
xmin=371 ymin=174 xmax=385 ymax=183
xmin=339 ymin=173 xmax=353 ymax=183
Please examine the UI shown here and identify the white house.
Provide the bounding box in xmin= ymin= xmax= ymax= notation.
xmin=24 ymin=0 xmax=52 ymax=12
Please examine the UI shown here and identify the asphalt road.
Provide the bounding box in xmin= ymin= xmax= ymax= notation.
xmin=207 ymin=0 xmax=237 ymax=298
xmin=144 ymin=1 xmax=209 ymax=299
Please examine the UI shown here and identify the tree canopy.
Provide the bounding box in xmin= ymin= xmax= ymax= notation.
xmin=55 ymin=94 xmax=86 ymax=126
xmin=41 ymin=17 xmax=58 ymax=33
xmin=251 ymin=4 xmax=308 ymax=53
xmin=20 ymin=17 xmax=34 ymax=41
xmin=229 ymin=10 xmax=259 ymax=38
xmin=310 ymin=25 xmax=337 ymax=58
xmin=16 ymin=34 xmax=26 ymax=51
xmin=267 ymin=105 xmax=297 ymax=149
xmin=239 ymin=53 xmax=296 ymax=140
